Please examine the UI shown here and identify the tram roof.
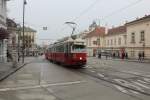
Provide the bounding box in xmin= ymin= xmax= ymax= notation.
xmin=50 ymin=37 xmax=85 ymax=47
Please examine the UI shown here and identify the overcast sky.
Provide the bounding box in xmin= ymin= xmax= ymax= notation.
xmin=7 ymin=0 xmax=150 ymax=45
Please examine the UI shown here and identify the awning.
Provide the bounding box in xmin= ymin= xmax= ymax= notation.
xmin=0 ymin=28 xmax=9 ymax=40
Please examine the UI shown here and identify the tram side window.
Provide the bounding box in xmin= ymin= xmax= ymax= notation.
xmin=64 ymin=44 xmax=68 ymax=53
xmin=56 ymin=45 xmax=64 ymax=52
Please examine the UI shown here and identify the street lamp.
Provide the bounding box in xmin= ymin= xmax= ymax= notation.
xmin=22 ymin=0 xmax=27 ymax=63
xmin=17 ymin=24 xmax=21 ymax=62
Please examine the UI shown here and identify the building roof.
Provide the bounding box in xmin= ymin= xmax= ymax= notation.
xmin=85 ymin=27 xmax=105 ymax=38
xmin=107 ymin=25 xmax=126 ymax=36
xmin=19 ymin=27 xmax=37 ymax=32
xmin=126 ymin=15 xmax=150 ymax=26
xmin=7 ymin=18 xmax=17 ymax=28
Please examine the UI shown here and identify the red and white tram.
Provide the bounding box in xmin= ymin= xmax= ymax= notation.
xmin=45 ymin=37 xmax=87 ymax=67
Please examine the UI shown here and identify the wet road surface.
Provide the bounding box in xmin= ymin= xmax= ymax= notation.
xmin=0 ymin=56 xmax=150 ymax=100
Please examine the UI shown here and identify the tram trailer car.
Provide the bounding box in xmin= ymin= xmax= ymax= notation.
xmin=45 ymin=38 xmax=87 ymax=67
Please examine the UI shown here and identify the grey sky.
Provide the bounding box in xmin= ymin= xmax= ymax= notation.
xmin=7 ymin=0 xmax=150 ymax=45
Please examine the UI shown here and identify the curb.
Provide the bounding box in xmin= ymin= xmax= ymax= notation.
xmin=0 ymin=63 xmax=28 ymax=82
xmin=112 ymin=59 xmax=150 ymax=64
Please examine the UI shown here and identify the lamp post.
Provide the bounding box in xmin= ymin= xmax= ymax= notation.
xmin=22 ymin=0 xmax=27 ymax=63
xmin=142 ymin=42 xmax=145 ymax=60
xmin=17 ymin=24 xmax=21 ymax=62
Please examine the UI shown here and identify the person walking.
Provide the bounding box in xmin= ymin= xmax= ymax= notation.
xmin=98 ymin=53 xmax=101 ymax=59
xmin=138 ymin=52 xmax=142 ymax=61
xmin=125 ymin=52 xmax=128 ymax=59
xmin=142 ymin=51 xmax=145 ymax=60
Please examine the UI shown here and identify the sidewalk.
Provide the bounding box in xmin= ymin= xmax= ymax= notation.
xmin=113 ymin=58 xmax=150 ymax=63
xmin=0 ymin=57 xmax=35 ymax=81
xmin=96 ymin=56 xmax=150 ymax=63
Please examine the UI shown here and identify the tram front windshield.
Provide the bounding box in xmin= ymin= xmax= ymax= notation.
xmin=72 ymin=45 xmax=86 ymax=52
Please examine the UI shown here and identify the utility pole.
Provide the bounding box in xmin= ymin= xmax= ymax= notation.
xmin=22 ymin=0 xmax=27 ymax=63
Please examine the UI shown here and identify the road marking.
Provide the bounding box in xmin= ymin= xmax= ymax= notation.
xmin=113 ymin=79 xmax=144 ymax=92
xmin=41 ymin=80 xmax=86 ymax=87
xmin=129 ymin=90 xmax=140 ymax=94
xmin=90 ymin=70 xmax=95 ymax=72
xmin=98 ymin=73 xmax=105 ymax=78
xmin=133 ymin=81 xmax=150 ymax=89
xmin=143 ymin=78 xmax=150 ymax=83
xmin=0 ymin=80 xmax=86 ymax=92
xmin=114 ymin=85 xmax=128 ymax=93
xmin=137 ymin=80 xmax=148 ymax=84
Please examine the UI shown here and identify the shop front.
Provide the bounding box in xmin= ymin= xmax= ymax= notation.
xmin=0 ymin=28 xmax=9 ymax=63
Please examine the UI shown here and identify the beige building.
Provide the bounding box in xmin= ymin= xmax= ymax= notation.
xmin=18 ymin=27 xmax=37 ymax=56
xmin=85 ymin=26 xmax=105 ymax=56
xmin=104 ymin=26 xmax=127 ymax=57
xmin=126 ymin=15 xmax=150 ymax=59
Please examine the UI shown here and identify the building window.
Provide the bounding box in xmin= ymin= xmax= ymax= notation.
xmin=93 ymin=41 xmax=97 ymax=45
xmin=89 ymin=38 xmax=91 ymax=46
xmin=107 ymin=40 xmax=109 ymax=46
xmin=124 ymin=35 xmax=127 ymax=45
xmin=114 ymin=38 xmax=116 ymax=45
xmin=97 ymin=38 xmax=100 ymax=45
xmin=140 ymin=31 xmax=145 ymax=42
xmin=131 ymin=32 xmax=135 ymax=43
xmin=118 ymin=37 xmax=121 ymax=45
xmin=111 ymin=39 xmax=113 ymax=46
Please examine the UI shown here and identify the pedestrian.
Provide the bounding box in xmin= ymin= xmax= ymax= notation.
xmin=113 ymin=53 xmax=116 ymax=58
xmin=142 ymin=51 xmax=145 ymax=60
xmin=105 ymin=53 xmax=108 ymax=60
xmin=98 ymin=53 xmax=101 ymax=59
xmin=125 ymin=52 xmax=128 ymax=59
xmin=122 ymin=52 xmax=125 ymax=59
xmin=138 ymin=52 xmax=142 ymax=61
xmin=7 ymin=50 xmax=12 ymax=62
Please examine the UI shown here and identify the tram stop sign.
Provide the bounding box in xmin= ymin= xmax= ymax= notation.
xmin=43 ymin=27 xmax=48 ymax=30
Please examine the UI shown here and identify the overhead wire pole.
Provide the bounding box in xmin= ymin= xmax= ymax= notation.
xmin=22 ymin=0 xmax=27 ymax=63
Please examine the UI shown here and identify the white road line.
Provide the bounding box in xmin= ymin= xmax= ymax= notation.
xmin=41 ymin=80 xmax=86 ymax=87
xmin=129 ymin=90 xmax=140 ymax=94
xmin=133 ymin=81 xmax=150 ymax=89
xmin=137 ymin=80 xmax=147 ymax=84
xmin=98 ymin=73 xmax=105 ymax=78
xmin=143 ymin=78 xmax=150 ymax=83
xmin=90 ymin=70 xmax=95 ymax=72
xmin=114 ymin=85 xmax=128 ymax=93
xmin=0 ymin=81 xmax=86 ymax=92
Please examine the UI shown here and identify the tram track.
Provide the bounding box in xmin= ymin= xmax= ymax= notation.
xmin=74 ymin=65 xmax=150 ymax=97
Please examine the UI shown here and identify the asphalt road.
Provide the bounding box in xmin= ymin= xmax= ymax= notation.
xmin=0 ymin=56 xmax=150 ymax=100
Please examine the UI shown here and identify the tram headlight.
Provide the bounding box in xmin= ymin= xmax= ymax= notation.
xmin=80 ymin=57 xmax=82 ymax=60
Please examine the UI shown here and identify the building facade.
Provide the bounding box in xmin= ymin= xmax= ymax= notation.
xmin=126 ymin=15 xmax=150 ymax=59
xmin=18 ymin=27 xmax=37 ymax=56
xmin=0 ymin=0 xmax=9 ymax=62
xmin=85 ymin=26 xmax=105 ymax=56
xmin=104 ymin=26 xmax=127 ymax=58
xmin=7 ymin=18 xmax=18 ymax=63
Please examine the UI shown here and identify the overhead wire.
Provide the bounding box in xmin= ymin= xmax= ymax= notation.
xmin=101 ymin=0 xmax=143 ymax=20
xmin=59 ymin=0 xmax=143 ymax=35
xmin=57 ymin=0 xmax=102 ymax=35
